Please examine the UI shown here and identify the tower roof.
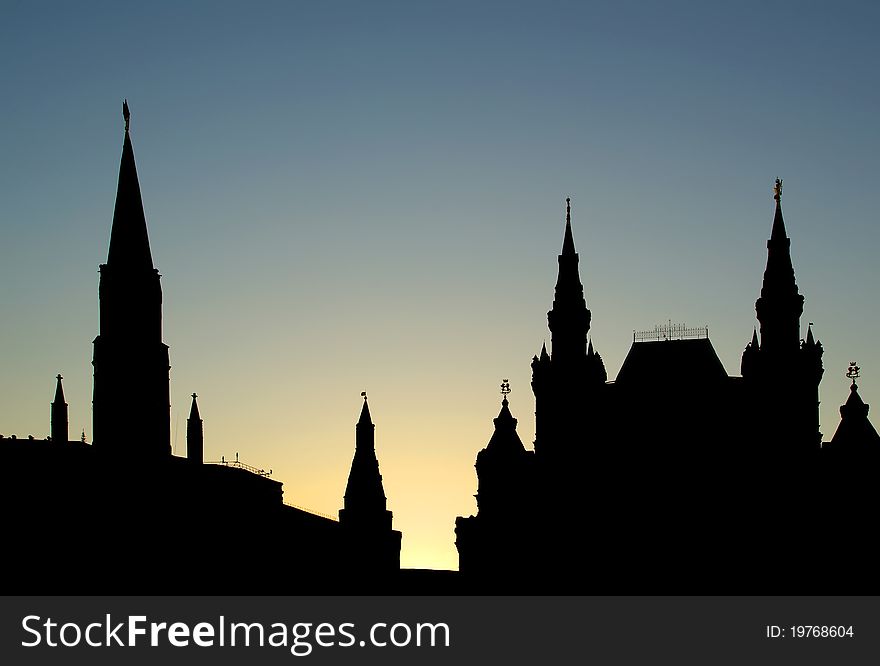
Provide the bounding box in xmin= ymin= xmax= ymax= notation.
xmin=189 ymin=393 xmax=201 ymax=421
xmin=107 ymin=100 xmax=154 ymax=271
xmin=561 ymin=197 xmax=576 ymax=256
xmin=483 ymin=394 xmax=526 ymax=455
xmin=552 ymin=197 xmax=587 ymax=300
xmin=53 ymin=374 xmax=66 ymax=405
xmin=830 ymin=382 xmax=880 ymax=449
xmin=358 ymin=393 xmax=372 ymax=425
xmin=805 ymin=323 xmax=816 ymax=346
xmin=759 ymin=179 xmax=799 ymax=302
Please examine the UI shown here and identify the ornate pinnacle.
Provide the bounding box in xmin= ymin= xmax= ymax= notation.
xmin=846 ymin=361 xmax=861 ymax=387
xmin=773 ymin=177 xmax=783 ymax=202
xmin=500 ymin=379 xmax=511 ymax=400
xmin=123 ymin=99 xmax=131 ymax=132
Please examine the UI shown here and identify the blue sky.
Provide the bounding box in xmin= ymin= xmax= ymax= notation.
xmin=2 ymin=1 xmax=878 ymax=568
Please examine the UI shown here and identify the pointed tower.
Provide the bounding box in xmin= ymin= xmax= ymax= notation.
xmin=547 ymin=198 xmax=591 ymax=365
xmin=51 ymin=374 xmax=68 ymax=444
xmin=743 ymin=180 xmax=823 ymax=450
xmin=755 ymin=179 xmax=804 ymax=355
xmin=532 ymin=198 xmax=603 ymax=459
xmin=92 ymin=101 xmax=171 ymax=456
xmin=187 ymin=393 xmax=203 ymax=464
xmin=339 ymin=393 xmax=392 ymax=531
xmin=474 ymin=382 xmax=531 ymax=518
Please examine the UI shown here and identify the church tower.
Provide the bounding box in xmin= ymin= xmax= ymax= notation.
xmin=92 ymin=101 xmax=171 ymax=456
xmin=742 ymin=180 xmax=823 ymax=451
xmin=51 ymin=374 xmax=68 ymax=444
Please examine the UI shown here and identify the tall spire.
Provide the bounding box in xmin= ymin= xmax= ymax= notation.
xmin=187 ymin=393 xmax=203 ymax=464
xmin=92 ymin=102 xmax=170 ymax=455
xmin=107 ymin=100 xmax=154 ymax=271
xmin=755 ymin=178 xmax=803 ymax=354
xmin=548 ymin=197 xmax=591 ymax=363
xmin=51 ymin=374 xmax=68 ymax=445
xmin=561 ymin=196 xmax=576 ymax=256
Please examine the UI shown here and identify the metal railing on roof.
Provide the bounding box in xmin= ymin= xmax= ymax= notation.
xmin=206 ymin=452 xmax=273 ymax=477
xmin=633 ymin=322 xmax=709 ymax=342
xmin=284 ymin=502 xmax=338 ymax=522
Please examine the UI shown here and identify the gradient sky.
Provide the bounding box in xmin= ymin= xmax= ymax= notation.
xmin=2 ymin=1 xmax=878 ymax=570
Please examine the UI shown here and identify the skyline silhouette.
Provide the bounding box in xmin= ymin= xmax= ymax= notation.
xmin=3 ymin=110 xmax=876 ymax=594
xmin=2 ymin=1 xmax=878 ymax=571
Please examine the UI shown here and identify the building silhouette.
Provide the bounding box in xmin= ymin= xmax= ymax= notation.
xmin=456 ymin=190 xmax=880 ymax=593
xmin=0 ymin=105 xmax=400 ymax=594
xmin=3 ymin=106 xmax=878 ymax=594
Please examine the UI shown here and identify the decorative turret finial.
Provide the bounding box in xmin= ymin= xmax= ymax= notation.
xmin=847 ymin=361 xmax=861 ymax=388
xmin=361 ymin=391 xmax=367 ymax=401
xmin=773 ymin=177 xmax=783 ymax=202
xmin=192 ymin=392 xmax=197 ymax=400
xmin=566 ymin=197 xmax=571 ymax=223
xmin=123 ymin=99 xmax=130 ymax=132
xmin=500 ymin=379 xmax=511 ymax=405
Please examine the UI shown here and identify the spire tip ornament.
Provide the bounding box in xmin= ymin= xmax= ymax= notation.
xmin=773 ymin=177 xmax=783 ymax=202
xmin=123 ymin=99 xmax=130 ymax=132
xmin=846 ymin=361 xmax=861 ymax=387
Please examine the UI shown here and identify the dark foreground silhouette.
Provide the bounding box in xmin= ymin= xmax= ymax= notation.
xmin=3 ymin=109 xmax=877 ymax=594
xmin=456 ymin=193 xmax=880 ymax=594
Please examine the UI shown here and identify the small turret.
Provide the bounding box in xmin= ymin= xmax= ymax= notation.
xmin=50 ymin=374 xmax=68 ymax=444
xmin=187 ymin=393 xmax=203 ymax=464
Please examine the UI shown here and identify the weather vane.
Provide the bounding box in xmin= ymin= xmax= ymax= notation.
xmin=773 ymin=177 xmax=783 ymax=202
xmin=846 ymin=361 xmax=860 ymax=386
xmin=500 ymin=379 xmax=511 ymax=399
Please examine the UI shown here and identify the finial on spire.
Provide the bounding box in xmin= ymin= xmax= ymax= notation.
xmin=123 ymin=99 xmax=130 ymax=132
xmin=361 ymin=391 xmax=367 ymax=401
xmin=500 ymin=379 xmax=511 ymax=405
xmin=192 ymin=392 xmax=197 ymax=399
xmin=847 ymin=361 xmax=861 ymax=388
xmin=773 ymin=177 xmax=783 ymax=202
xmin=566 ymin=197 xmax=571 ymax=223
xmin=57 ymin=373 xmax=63 ymax=381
